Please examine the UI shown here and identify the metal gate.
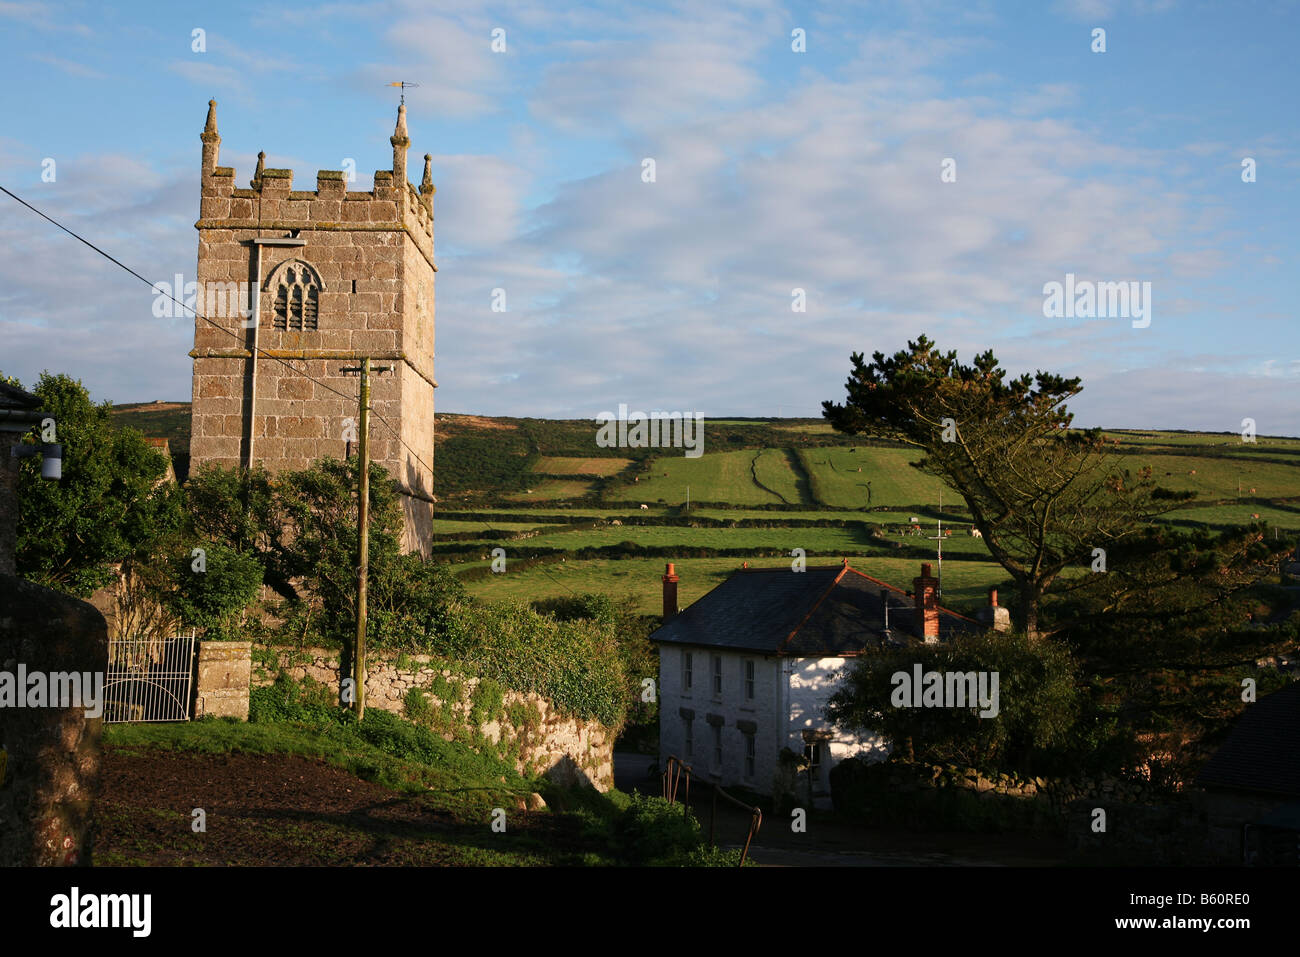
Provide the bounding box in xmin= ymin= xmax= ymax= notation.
xmin=103 ymin=635 xmax=197 ymax=723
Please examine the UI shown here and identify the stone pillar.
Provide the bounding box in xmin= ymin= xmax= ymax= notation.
xmin=193 ymin=641 xmax=252 ymax=720
xmin=0 ymin=575 xmax=108 ymax=866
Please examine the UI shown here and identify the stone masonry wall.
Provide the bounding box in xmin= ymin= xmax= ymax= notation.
xmin=253 ymin=645 xmax=614 ymax=791
xmin=194 ymin=641 xmax=251 ymax=719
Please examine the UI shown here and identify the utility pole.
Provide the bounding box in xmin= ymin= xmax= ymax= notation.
xmin=341 ymin=357 xmax=391 ymax=719
xmin=355 ymin=357 xmax=370 ymax=719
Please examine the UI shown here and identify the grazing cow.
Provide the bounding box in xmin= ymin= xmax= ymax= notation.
xmin=640 ymin=504 xmax=649 ymax=510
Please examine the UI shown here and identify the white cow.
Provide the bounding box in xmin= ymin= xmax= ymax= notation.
xmin=970 ymin=527 xmax=983 ymax=538
xmin=640 ymin=504 xmax=649 ymax=510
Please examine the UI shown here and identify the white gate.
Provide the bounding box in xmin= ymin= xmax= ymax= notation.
xmin=103 ymin=635 xmax=197 ymax=723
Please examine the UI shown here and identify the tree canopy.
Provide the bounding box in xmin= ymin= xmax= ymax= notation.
xmin=9 ymin=371 xmax=181 ymax=597
xmin=822 ymin=336 xmax=1184 ymax=637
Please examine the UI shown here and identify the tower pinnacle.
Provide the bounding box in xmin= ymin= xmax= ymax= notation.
xmin=391 ymin=104 xmax=410 ymax=184
xmin=200 ymin=99 xmax=221 ymax=174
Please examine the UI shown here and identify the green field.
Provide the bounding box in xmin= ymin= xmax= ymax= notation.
xmin=110 ymin=403 xmax=1300 ymax=620
xmin=1107 ymin=453 xmax=1300 ymax=500
xmin=431 ymin=518 xmax=562 ymax=535
xmin=608 ymin=450 xmax=788 ymax=506
xmin=752 ymin=448 xmax=812 ymax=504
xmin=458 ymin=555 xmax=1010 ymax=617
xmin=800 ymin=446 xmax=960 ymax=509
xmin=1160 ymin=502 xmax=1300 ymax=532
xmin=532 ymin=456 xmax=632 ymax=476
xmin=502 ymin=479 xmax=596 ymax=502
xmin=1103 ymin=430 xmax=1300 ymax=450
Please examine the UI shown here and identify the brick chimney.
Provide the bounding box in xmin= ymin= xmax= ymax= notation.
xmin=912 ymin=563 xmax=940 ymax=643
xmin=976 ymin=586 xmax=1011 ymax=633
xmin=662 ymin=562 xmax=679 ymax=621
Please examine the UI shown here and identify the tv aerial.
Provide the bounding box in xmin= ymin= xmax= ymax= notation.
xmin=388 ymin=81 xmax=420 ymax=106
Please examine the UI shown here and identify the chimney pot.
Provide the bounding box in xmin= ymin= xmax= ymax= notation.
xmin=913 ymin=564 xmax=940 ymax=643
xmin=989 ymin=588 xmax=998 ymax=607
xmin=662 ymin=562 xmax=679 ymax=621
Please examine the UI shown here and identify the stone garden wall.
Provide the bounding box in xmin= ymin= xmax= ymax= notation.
xmin=253 ymin=645 xmax=614 ymax=790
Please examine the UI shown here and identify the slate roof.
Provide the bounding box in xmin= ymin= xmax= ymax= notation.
xmin=0 ymin=381 xmax=41 ymax=412
xmin=1196 ymin=683 xmax=1300 ymax=797
xmin=649 ymin=563 xmax=978 ymax=656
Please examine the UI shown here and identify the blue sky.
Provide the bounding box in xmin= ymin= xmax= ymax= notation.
xmin=1 ymin=0 xmax=1296 ymax=433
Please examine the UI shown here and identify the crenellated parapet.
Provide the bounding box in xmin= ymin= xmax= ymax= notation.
xmin=196 ymin=100 xmax=435 ymax=251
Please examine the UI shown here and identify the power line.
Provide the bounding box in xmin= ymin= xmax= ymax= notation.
xmin=0 ymin=183 xmax=356 ymax=404
xmin=2 ymin=183 xmax=578 ymax=596
xmin=0 ymin=183 xmax=441 ymax=477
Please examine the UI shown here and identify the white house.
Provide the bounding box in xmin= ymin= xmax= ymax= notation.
xmin=649 ymin=560 xmax=989 ymax=805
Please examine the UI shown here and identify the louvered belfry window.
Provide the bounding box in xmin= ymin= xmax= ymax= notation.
xmin=269 ymin=260 xmax=321 ymax=331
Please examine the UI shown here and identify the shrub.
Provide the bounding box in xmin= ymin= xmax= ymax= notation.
xmin=251 ymin=674 xmax=342 ymax=724
xmin=162 ymin=541 xmax=264 ymax=639
xmin=614 ymin=793 xmax=701 ymax=864
xmin=827 ymin=630 xmax=1080 ymax=776
xmin=439 ymin=599 xmax=627 ymax=729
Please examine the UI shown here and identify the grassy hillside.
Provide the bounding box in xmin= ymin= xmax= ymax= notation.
xmin=109 ymin=402 xmax=1300 ymax=619
xmin=109 ymin=400 xmax=192 ymax=452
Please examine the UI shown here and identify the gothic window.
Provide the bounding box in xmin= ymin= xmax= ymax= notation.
xmin=265 ymin=259 xmax=323 ymax=331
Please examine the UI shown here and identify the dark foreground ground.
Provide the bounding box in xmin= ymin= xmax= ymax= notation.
xmin=94 ymin=746 xmax=1067 ymax=867
xmin=94 ymin=747 xmax=581 ymax=866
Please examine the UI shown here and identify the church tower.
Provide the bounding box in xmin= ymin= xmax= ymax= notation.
xmin=189 ymin=100 xmax=436 ymax=553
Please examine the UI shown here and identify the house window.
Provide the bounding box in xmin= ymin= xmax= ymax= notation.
xmin=744 ymin=659 xmax=755 ymax=701
xmin=744 ymin=732 xmax=755 ymax=780
xmin=711 ymin=655 xmax=723 ymax=697
xmin=267 ymin=259 xmax=322 ymax=331
xmin=803 ymin=742 xmax=823 ymax=771
xmin=712 ymin=723 xmax=723 ymax=769
xmin=683 ymin=652 xmax=693 ymax=694
xmin=683 ymin=716 xmax=694 ymax=758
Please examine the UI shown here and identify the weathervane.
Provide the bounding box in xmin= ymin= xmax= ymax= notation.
xmin=388 ymin=81 xmax=420 ymax=106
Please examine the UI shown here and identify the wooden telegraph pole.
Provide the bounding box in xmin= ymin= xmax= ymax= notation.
xmin=341 ymin=357 xmax=391 ymax=719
